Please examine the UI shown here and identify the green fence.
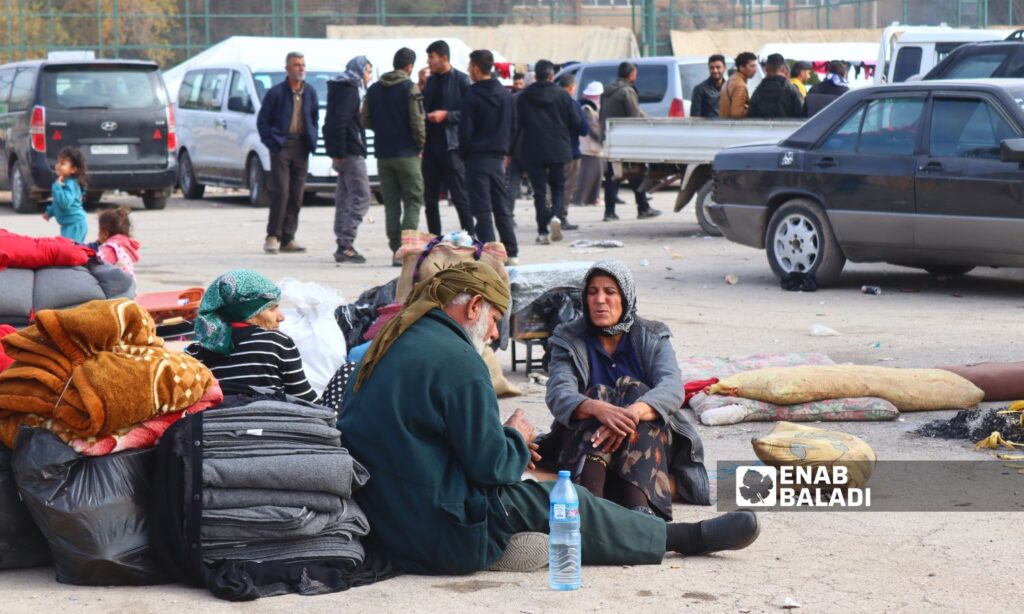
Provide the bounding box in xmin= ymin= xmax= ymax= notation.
xmin=0 ymin=0 xmax=1020 ymax=68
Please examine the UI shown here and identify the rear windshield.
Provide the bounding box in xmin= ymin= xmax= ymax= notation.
xmin=939 ymin=50 xmax=1009 ymax=79
xmin=39 ymin=66 xmax=164 ymax=110
xmin=578 ymin=64 xmax=669 ymax=103
xmin=253 ymin=72 xmax=333 ymax=107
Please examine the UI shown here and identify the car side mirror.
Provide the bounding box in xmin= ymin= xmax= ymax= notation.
xmin=228 ymin=95 xmax=252 ymax=113
xmin=999 ymin=138 xmax=1024 ymax=163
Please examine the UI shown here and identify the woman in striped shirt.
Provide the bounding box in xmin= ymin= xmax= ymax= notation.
xmin=186 ymin=269 xmax=316 ymax=402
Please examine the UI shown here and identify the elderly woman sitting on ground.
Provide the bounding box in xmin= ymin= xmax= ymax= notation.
xmin=186 ymin=269 xmax=317 ymax=402
xmin=544 ymin=259 xmax=710 ymax=518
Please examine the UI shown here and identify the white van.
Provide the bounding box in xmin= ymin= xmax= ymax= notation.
xmin=874 ymin=23 xmax=1006 ymax=84
xmin=173 ymin=62 xmax=366 ymax=206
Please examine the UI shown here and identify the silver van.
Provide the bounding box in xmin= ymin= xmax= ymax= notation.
xmin=174 ymin=62 xmax=378 ymax=205
xmin=554 ymin=56 xmax=737 ymax=118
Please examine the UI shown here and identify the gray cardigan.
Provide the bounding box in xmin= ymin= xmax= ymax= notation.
xmin=544 ymin=316 xmax=711 ymax=505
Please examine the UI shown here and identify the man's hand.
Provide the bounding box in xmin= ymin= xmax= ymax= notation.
xmin=527 ymin=442 xmax=542 ymax=471
xmin=504 ymin=408 xmax=536 ymax=446
xmin=41 ymin=212 xmax=50 ymax=221
xmin=426 ymin=110 xmax=448 ymax=124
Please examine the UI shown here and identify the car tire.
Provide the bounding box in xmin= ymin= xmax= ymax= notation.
xmin=142 ymin=191 xmax=168 ymax=210
xmin=11 ymin=164 xmax=38 ymax=214
xmin=247 ymin=157 xmax=270 ymax=207
xmin=695 ymin=180 xmax=722 ymax=236
xmin=178 ymin=151 xmax=205 ymax=200
xmin=765 ymin=198 xmax=846 ymax=286
xmin=924 ymin=265 xmax=974 ymax=277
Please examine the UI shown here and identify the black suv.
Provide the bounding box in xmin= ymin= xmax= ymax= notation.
xmin=925 ymin=31 xmax=1024 ymax=80
xmin=0 ymin=59 xmax=177 ymax=213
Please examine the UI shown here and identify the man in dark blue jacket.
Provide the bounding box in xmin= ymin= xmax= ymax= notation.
xmin=514 ymin=59 xmax=582 ymax=245
xmin=324 ymin=56 xmax=372 ymax=264
xmin=256 ymin=51 xmax=319 ymax=254
xmin=459 ymin=49 xmax=518 ymax=263
xmin=422 ymin=40 xmax=472 ymax=235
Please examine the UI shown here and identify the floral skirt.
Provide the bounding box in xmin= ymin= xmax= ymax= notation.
xmin=556 ymin=376 xmax=674 ymax=519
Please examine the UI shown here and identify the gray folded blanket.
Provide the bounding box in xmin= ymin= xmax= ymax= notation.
xmin=203 ymin=488 xmax=344 ymax=513
xmin=202 ymin=451 xmax=369 ymax=499
xmin=201 ymin=499 xmax=370 ymax=541
xmin=202 ymin=534 xmax=365 ymax=563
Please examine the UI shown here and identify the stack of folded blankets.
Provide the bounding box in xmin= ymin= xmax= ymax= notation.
xmin=198 ymin=397 xmax=371 ymax=564
xmin=0 ymin=298 xmax=220 ymax=454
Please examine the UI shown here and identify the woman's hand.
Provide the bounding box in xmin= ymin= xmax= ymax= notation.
xmin=580 ymin=399 xmax=637 ymax=437
xmin=591 ymin=427 xmax=626 ymax=454
xmin=624 ymin=401 xmax=658 ymax=423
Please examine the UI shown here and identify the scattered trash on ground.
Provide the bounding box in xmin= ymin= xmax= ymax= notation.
xmin=809 ymin=324 xmax=840 ymax=337
xmin=568 ymin=239 xmax=624 ymax=249
xmin=725 ymin=274 xmax=739 ymax=285
xmin=782 ymin=596 xmax=801 ymax=609
xmin=640 ymin=259 xmax=650 ymax=267
xmin=861 ymin=285 xmax=882 ymax=295
xmin=527 ymin=372 xmax=549 ymax=386
xmin=917 ymin=406 xmax=1024 ymax=445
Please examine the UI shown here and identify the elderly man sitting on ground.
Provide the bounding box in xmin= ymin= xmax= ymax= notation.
xmin=339 ymin=261 xmax=760 ymax=575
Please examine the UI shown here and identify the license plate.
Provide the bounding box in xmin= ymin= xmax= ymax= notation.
xmin=90 ymin=144 xmax=129 ymax=155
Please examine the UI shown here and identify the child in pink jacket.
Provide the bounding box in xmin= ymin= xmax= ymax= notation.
xmin=93 ymin=206 xmax=140 ymax=278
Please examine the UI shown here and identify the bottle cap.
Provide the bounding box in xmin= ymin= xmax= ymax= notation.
xmin=558 ymin=470 xmax=571 ymax=478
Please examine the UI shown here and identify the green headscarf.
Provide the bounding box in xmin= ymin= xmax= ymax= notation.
xmin=195 ymin=269 xmax=281 ymax=355
xmin=354 ymin=261 xmax=510 ymax=391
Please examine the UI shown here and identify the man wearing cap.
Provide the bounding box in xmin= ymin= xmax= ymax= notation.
xmin=790 ymin=61 xmax=813 ymax=99
xmin=339 ymin=261 xmax=761 ymax=575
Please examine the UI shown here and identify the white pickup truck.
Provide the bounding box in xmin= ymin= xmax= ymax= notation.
xmin=603 ymin=117 xmax=803 ymax=234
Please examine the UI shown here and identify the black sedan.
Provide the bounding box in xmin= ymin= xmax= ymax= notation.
xmin=708 ymin=79 xmax=1024 ymax=285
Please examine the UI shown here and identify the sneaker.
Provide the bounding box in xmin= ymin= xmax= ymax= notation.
xmin=334 ymin=247 xmax=366 ymax=264
xmin=699 ymin=510 xmax=760 ymax=554
xmin=280 ymin=240 xmax=307 ymax=253
xmin=549 ymin=218 xmax=563 ymax=242
xmin=638 ymin=208 xmax=663 ymax=220
xmin=560 ymin=219 xmax=579 ymax=231
xmin=505 ymin=257 xmax=520 ymax=267
xmin=392 ymin=253 xmax=404 ymax=267
xmin=603 ymin=213 xmax=620 ymax=222
xmin=536 ymin=234 xmax=551 ymax=245
xmin=263 ymin=236 xmax=280 ymax=254
xmin=488 ymin=532 xmax=548 ymax=572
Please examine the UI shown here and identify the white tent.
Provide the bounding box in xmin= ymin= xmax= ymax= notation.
xmin=163 ymin=35 xmax=508 ymax=98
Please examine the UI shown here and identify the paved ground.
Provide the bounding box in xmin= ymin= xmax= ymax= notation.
xmin=2 ymin=188 xmax=1023 ymax=613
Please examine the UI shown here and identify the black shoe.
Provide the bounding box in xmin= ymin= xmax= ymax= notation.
xmin=630 ymin=506 xmax=656 ymax=516
xmin=616 ymin=197 xmax=626 ymax=204
xmin=334 ymin=247 xmax=366 ymax=264
xmin=603 ymin=213 xmax=620 ymax=222
xmin=699 ymin=510 xmax=760 ymax=554
xmin=638 ymin=208 xmax=663 ymax=219
xmin=559 ymin=219 xmax=579 ymax=231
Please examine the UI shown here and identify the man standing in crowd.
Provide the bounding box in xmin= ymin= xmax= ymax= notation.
xmin=324 ymin=56 xmax=372 ymax=264
xmin=363 ymin=48 xmax=427 ymax=267
xmin=600 ymin=61 xmax=661 ymax=221
xmin=719 ymin=51 xmax=758 ymax=119
xmin=572 ymin=81 xmax=604 ymax=208
xmin=511 ymin=72 xmax=526 ymax=93
xmin=422 ymin=40 xmax=472 ymax=235
xmin=748 ymin=53 xmax=804 ymax=119
xmin=514 ymin=59 xmax=581 ymax=245
xmin=805 ymin=60 xmax=851 ymax=117
xmin=459 ymin=50 xmax=519 ymax=265
xmin=558 ymin=73 xmax=586 ymax=229
xmin=790 ymin=61 xmax=813 ymax=99
xmin=257 ymin=51 xmax=318 ymax=254
xmin=690 ymin=54 xmax=726 ymax=119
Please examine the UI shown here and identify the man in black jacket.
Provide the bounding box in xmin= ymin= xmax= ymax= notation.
xmin=690 ymin=54 xmax=726 ymax=119
xmin=514 ymin=59 xmax=582 ymax=245
xmin=422 ymin=40 xmax=472 ymax=235
xmin=805 ymin=60 xmax=851 ymax=117
xmin=362 ymin=48 xmax=427 ymax=266
xmin=459 ymin=50 xmax=518 ymax=263
xmin=256 ymin=51 xmax=319 ymax=254
xmin=748 ymin=53 xmax=804 ymax=119
xmin=324 ymin=56 xmax=372 ymax=264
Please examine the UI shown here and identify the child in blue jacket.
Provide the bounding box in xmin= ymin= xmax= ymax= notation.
xmin=43 ymin=147 xmax=88 ymax=243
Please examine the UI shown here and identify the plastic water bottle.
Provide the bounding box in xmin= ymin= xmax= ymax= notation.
xmin=549 ymin=470 xmax=581 ymax=590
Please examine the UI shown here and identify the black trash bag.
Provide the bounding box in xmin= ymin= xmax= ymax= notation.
xmin=0 ymin=445 xmax=51 ymax=570
xmin=12 ymin=428 xmax=170 ymax=585
xmin=335 ymin=279 xmax=398 ymax=350
xmin=528 ymin=287 xmax=583 ymax=372
xmin=780 ymin=272 xmax=819 ymax=292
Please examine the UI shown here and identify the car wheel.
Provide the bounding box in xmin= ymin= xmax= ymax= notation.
xmin=178 ymin=151 xmax=205 ymax=200
xmin=924 ymin=265 xmax=974 ymax=277
xmin=766 ymin=198 xmax=846 ymax=286
xmin=11 ymin=164 xmax=38 ymax=214
xmin=142 ymin=191 xmax=168 ymax=210
xmin=695 ymin=180 xmax=722 ymax=236
xmin=247 ymin=157 xmax=270 ymax=207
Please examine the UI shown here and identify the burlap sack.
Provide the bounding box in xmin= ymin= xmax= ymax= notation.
xmin=752 ymin=421 xmax=876 ymax=489
xmin=394 ymin=231 xmax=509 ymax=305
xmin=708 ymin=365 xmax=983 ymax=411
xmin=482 ymin=346 xmax=521 ymax=398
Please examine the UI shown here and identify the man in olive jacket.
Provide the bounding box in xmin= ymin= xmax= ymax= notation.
xmin=339 ymin=262 xmax=760 ymax=575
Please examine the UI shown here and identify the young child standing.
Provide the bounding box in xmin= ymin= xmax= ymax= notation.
xmin=42 ymin=147 xmax=88 ymax=243
xmin=93 ymin=206 xmax=140 ymax=278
